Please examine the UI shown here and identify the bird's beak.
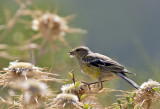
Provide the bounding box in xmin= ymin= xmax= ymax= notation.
xmin=69 ymin=51 xmax=74 ymax=58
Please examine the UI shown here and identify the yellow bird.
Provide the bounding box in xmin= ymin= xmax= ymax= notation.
xmin=69 ymin=46 xmax=139 ymax=89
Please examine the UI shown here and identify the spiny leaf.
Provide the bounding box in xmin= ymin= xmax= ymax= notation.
xmin=152 ymin=87 xmax=160 ymax=93
xmin=115 ymin=106 xmax=120 ymax=109
xmin=90 ymin=105 xmax=93 ymax=109
xmin=75 ymin=81 xmax=80 ymax=88
xmin=133 ymin=93 xmax=136 ymax=98
xmin=129 ymin=97 xmax=133 ymax=102
xmin=84 ymin=103 xmax=89 ymax=109
xmin=126 ymin=97 xmax=130 ymax=103
xmin=81 ymin=94 xmax=87 ymax=100
xmin=127 ymin=104 xmax=133 ymax=109
xmin=117 ymin=99 xmax=121 ymax=104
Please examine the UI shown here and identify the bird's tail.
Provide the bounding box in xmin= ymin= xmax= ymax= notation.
xmin=116 ymin=72 xmax=140 ymax=89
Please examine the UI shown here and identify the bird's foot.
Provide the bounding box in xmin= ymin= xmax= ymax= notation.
xmin=81 ymin=81 xmax=103 ymax=90
xmin=81 ymin=81 xmax=92 ymax=90
xmin=98 ymin=81 xmax=103 ymax=90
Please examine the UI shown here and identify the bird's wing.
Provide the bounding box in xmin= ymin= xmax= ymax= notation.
xmin=82 ymin=55 xmax=113 ymax=67
xmin=82 ymin=53 xmax=133 ymax=75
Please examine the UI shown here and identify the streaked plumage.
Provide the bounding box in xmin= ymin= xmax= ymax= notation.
xmin=69 ymin=46 xmax=139 ymax=89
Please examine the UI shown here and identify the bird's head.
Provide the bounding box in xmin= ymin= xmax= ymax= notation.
xmin=69 ymin=46 xmax=90 ymax=59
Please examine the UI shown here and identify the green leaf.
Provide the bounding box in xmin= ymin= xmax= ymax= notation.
xmin=81 ymin=94 xmax=87 ymax=100
xmin=126 ymin=97 xmax=130 ymax=103
xmin=127 ymin=104 xmax=133 ymax=109
xmin=152 ymin=87 xmax=160 ymax=93
xmin=117 ymin=99 xmax=121 ymax=104
xmin=115 ymin=106 xmax=120 ymax=109
xmin=133 ymin=93 xmax=136 ymax=98
xmin=84 ymin=103 xmax=89 ymax=109
xmin=137 ymin=107 xmax=141 ymax=109
xmin=75 ymin=81 xmax=81 ymax=88
xmin=129 ymin=97 xmax=133 ymax=102
xmin=90 ymin=105 xmax=93 ymax=109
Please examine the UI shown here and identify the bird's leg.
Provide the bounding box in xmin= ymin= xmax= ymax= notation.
xmin=99 ymin=80 xmax=109 ymax=89
xmin=95 ymin=79 xmax=104 ymax=90
xmin=81 ymin=81 xmax=92 ymax=90
xmin=81 ymin=80 xmax=103 ymax=90
xmin=99 ymin=80 xmax=103 ymax=90
xmin=81 ymin=80 xmax=108 ymax=90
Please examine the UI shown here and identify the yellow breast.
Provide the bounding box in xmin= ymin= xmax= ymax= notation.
xmin=81 ymin=64 xmax=101 ymax=79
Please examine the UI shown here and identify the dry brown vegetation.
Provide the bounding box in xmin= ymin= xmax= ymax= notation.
xmin=0 ymin=0 xmax=160 ymax=109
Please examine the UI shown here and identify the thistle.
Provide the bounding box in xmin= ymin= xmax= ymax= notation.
xmin=0 ymin=61 xmax=63 ymax=86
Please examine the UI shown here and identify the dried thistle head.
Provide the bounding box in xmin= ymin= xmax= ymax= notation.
xmin=10 ymin=79 xmax=52 ymax=108
xmin=61 ymin=82 xmax=103 ymax=108
xmin=4 ymin=61 xmax=36 ymax=79
xmin=32 ymin=12 xmax=67 ymax=39
xmin=61 ymin=82 xmax=88 ymax=98
xmin=24 ymin=11 xmax=86 ymax=58
xmin=49 ymin=93 xmax=84 ymax=109
xmin=134 ymin=79 xmax=160 ymax=108
xmin=0 ymin=61 xmax=63 ymax=86
xmin=32 ymin=12 xmax=86 ymax=40
xmin=61 ymin=81 xmax=105 ymax=100
xmin=109 ymin=80 xmax=160 ymax=109
xmin=0 ymin=96 xmax=22 ymax=109
xmin=140 ymin=79 xmax=160 ymax=90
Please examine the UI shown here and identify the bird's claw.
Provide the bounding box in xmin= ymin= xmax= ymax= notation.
xmin=81 ymin=81 xmax=91 ymax=90
xmin=81 ymin=81 xmax=104 ymax=90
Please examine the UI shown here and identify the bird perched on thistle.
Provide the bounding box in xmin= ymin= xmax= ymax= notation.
xmin=69 ymin=46 xmax=140 ymax=89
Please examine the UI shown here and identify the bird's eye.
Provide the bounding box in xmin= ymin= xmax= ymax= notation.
xmin=76 ymin=49 xmax=80 ymax=52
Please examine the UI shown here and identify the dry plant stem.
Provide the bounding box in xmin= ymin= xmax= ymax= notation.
xmin=70 ymin=67 xmax=79 ymax=84
xmin=22 ymin=9 xmax=43 ymax=18
xmin=23 ymin=33 xmax=41 ymax=44
xmin=0 ymin=51 xmax=18 ymax=60
xmin=29 ymin=47 xmax=35 ymax=64
xmin=58 ymin=36 xmax=72 ymax=49
xmin=37 ymin=47 xmax=50 ymax=59
xmin=63 ymin=14 xmax=76 ymax=22
xmin=0 ymin=44 xmax=8 ymax=49
xmin=49 ymin=41 xmax=56 ymax=64
xmin=0 ymin=97 xmax=22 ymax=108
xmin=0 ymin=25 xmax=6 ymax=30
xmin=37 ymin=38 xmax=48 ymax=57
xmin=0 ymin=0 xmax=32 ymax=42
xmin=71 ymin=70 xmax=75 ymax=85
xmin=145 ymin=99 xmax=151 ymax=109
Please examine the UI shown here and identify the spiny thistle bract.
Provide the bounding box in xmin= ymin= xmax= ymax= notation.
xmin=108 ymin=79 xmax=160 ymax=109
xmin=0 ymin=44 xmax=17 ymax=60
xmin=134 ymin=79 xmax=160 ymax=108
xmin=60 ymin=82 xmax=106 ymax=108
xmin=61 ymin=81 xmax=110 ymax=95
xmin=29 ymin=11 xmax=87 ymax=52
xmin=10 ymin=79 xmax=53 ymax=109
xmin=61 ymin=82 xmax=104 ymax=100
xmin=0 ymin=61 xmax=63 ymax=86
xmin=32 ymin=12 xmax=86 ymax=40
xmin=61 ymin=82 xmax=88 ymax=100
xmin=49 ymin=93 xmax=84 ymax=109
xmin=22 ymin=11 xmax=87 ymax=59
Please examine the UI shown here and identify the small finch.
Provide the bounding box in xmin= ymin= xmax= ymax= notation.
xmin=69 ymin=46 xmax=139 ymax=89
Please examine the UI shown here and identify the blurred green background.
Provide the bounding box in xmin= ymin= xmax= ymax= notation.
xmin=0 ymin=0 xmax=160 ymax=107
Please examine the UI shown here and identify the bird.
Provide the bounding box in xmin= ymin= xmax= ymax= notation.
xmin=69 ymin=46 xmax=140 ymax=89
